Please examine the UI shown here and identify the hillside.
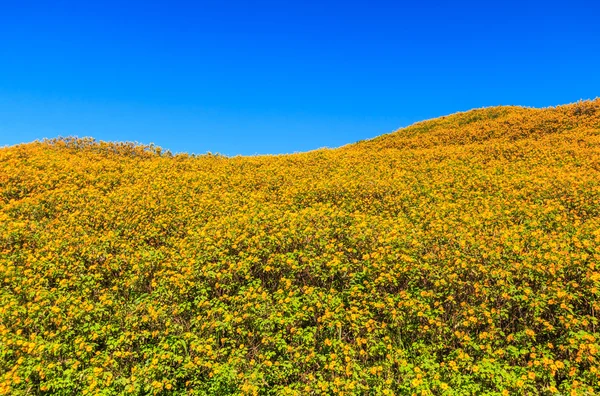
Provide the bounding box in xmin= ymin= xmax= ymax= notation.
xmin=1 ymin=99 xmax=600 ymax=395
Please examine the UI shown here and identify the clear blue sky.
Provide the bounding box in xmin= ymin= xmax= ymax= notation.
xmin=1 ymin=1 xmax=599 ymax=155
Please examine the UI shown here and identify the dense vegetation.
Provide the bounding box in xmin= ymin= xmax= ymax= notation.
xmin=1 ymin=100 xmax=600 ymax=395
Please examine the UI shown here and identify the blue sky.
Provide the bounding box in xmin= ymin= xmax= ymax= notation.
xmin=1 ymin=0 xmax=599 ymax=155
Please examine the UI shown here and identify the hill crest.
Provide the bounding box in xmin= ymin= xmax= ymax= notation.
xmin=5 ymin=98 xmax=600 ymax=157
xmin=351 ymin=98 xmax=600 ymax=151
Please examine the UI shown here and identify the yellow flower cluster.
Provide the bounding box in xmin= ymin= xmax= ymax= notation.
xmin=1 ymin=100 xmax=599 ymax=394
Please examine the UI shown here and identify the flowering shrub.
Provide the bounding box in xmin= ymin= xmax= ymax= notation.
xmin=1 ymin=100 xmax=600 ymax=395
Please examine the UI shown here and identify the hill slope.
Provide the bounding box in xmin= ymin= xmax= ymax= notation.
xmin=1 ymin=100 xmax=600 ymax=395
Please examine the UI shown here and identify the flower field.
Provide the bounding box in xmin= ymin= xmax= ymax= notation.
xmin=1 ymin=100 xmax=600 ymax=395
